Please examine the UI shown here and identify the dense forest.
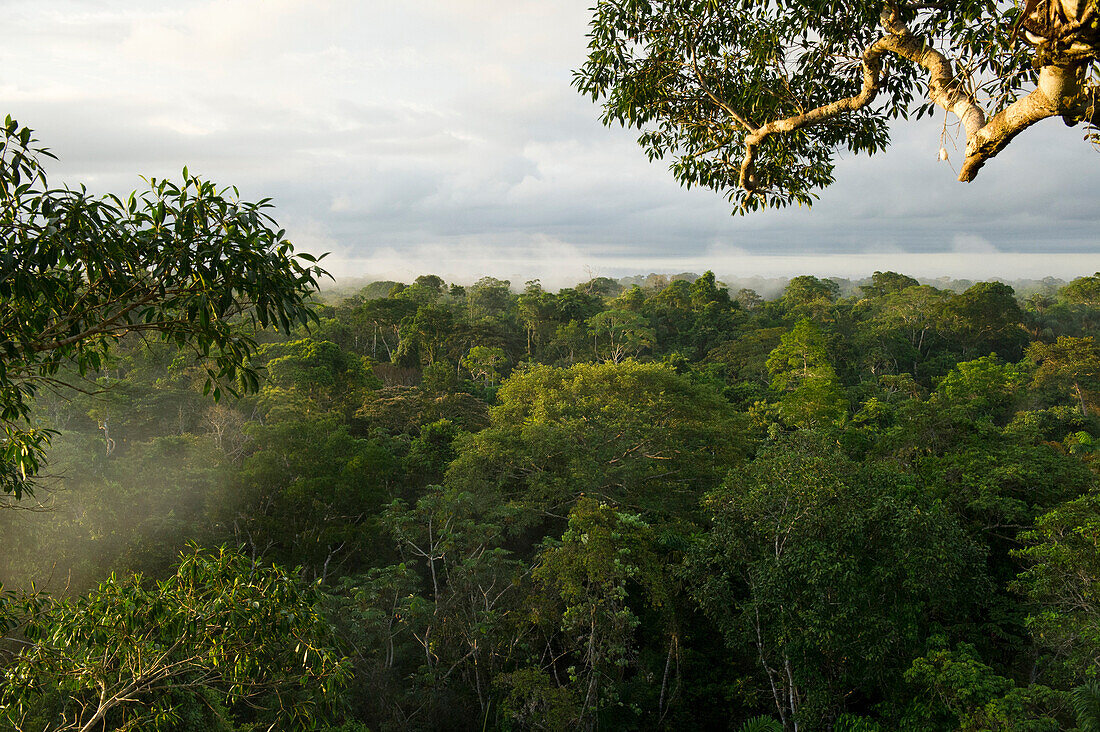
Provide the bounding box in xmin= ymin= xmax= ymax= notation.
xmin=3 ymin=268 xmax=1100 ymax=731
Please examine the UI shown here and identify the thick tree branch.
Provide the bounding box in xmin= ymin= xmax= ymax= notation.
xmin=736 ymin=5 xmax=1096 ymax=194
xmin=739 ymin=34 xmax=894 ymax=192
xmin=957 ymin=65 xmax=1070 ymax=180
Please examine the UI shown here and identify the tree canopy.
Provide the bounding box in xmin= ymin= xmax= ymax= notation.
xmin=6 ymin=266 xmax=1100 ymax=729
xmin=576 ymin=0 xmax=1100 ymax=210
xmin=0 ymin=119 xmax=325 ymax=497
xmin=1 ymin=546 xmax=346 ymax=731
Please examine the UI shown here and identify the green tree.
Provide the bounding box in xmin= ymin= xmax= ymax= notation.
xmin=466 ymin=277 xmax=515 ymax=322
xmin=781 ymin=276 xmax=840 ymax=308
xmin=257 ymin=338 xmax=375 ymax=420
xmin=705 ymin=327 xmax=787 ymax=386
xmin=461 ymin=345 xmax=508 ymax=387
xmin=0 ymin=546 xmax=346 ymax=731
xmin=692 ymin=435 xmax=981 ymax=730
xmin=577 ymin=276 xmax=624 ymax=299
xmin=1027 ymin=335 xmax=1100 ymax=416
xmin=517 ymin=280 xmax=559 ymax=357
xmin=394 ymin=304 xmax=455 ymax=367
xmin=653 ymin=279 xmax=692 ymax=310
xmin=905 ymin=644 xmax=1061 ymax=731
xmin=945 ymin=282 xmax=1027 ymax=360
xmin=447 ymin=361 xmax=745 ymax=522
xmin=1072 ymin=682 xmax=1100 ymax=732
xmin=880 ymin=361 xmax=1094 ymax=543
xmin=403 ymin=419 xmax=464 ymax=489
xmin=230 ymin=418 xmax=399 ymax=580
xmin=933 ymin=355 xmax=1029 ymax=421
xmin=735 ymin=288 xmax=763 ymax=311
xmin=575 ymin=0 xmax=1100 ymax=210
xmin=689 ymin=271 xmax=731 ymax=309
xmin=613 ymin=284 xmax=646 ymax=312
xmin=855 ymin=284 xmax=951 ymax=379
xmin=395 ymin=276 xmax=446 ymax=307
xmin=645 ymin=280 xmax=696 ymax=354
xmin=1061 ymin=273 xmax=1100 ymax=308
xmin=766 ymin=319 xmax=846 ymax=428
xmin=531 ymin=498 xmax=669 ymax=729
xmin=356 ymin=385 xmax=490 ymax=435
xmin=357 ymin=279 xmax=404 ymax=301
xmin=0 ymin=119 xmax=324 ymax=498
xmin=548 ymin=320 xmax=592 ymax=365
xmin=353 ymin=297 xmax=416 ymax=361
xmin=586 ymin=310 xmax=656 ymax=363
xmin=376 ymin=486 xmax=524 ymax=724
xmin=1013 ymin=493 xmax=1100 ymax=679
xmin=860 ymin=271 xmax=920 ymax=299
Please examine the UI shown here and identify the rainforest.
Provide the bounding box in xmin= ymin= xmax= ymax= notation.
xmin=3 ymin=263 xmax=1100 ymax=731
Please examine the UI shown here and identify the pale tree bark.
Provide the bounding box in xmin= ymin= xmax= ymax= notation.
xmin=736 ymin=0 xmax=1100 ymax=194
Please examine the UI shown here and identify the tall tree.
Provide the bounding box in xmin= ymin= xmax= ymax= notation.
xmin=577 ymin=0 xmax=1100 ymax=209
xmin=860 ymin=271 xmax=920 ymax=299
xmin=1027 ymin=335 xmax=1100 ymax=415
xmin=767 ymin=319 xmax=846 ymax=428
xmin=1060 ymin=273 xmax=1100 ymax=308
xmin=447 ymin=361 xmax=746 ymax=522
xmin=531 ymin=498 xmax=669 ymax=729
xmin=517 ymin=280 xmax=558 ymax=357
xmin=586 ymin=310 xmax=657 ymax=363
xmin=945 ymin=282 xmax=1027 ymax=359
xmin=1013 ymin=493 xmax=1100 ymax=679
xmin=692 ymin=435 xmax=981 ymax=730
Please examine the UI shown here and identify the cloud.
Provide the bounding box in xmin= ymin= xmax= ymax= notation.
xmin=951 ymin=235 xmax=999 ymax=254
xmin=3 ymin=0 xmax=1098 ymax=280
xmin=319 ymin=236 xmax=1100 ymax=289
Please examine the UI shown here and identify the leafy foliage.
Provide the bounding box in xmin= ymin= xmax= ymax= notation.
xmin=575 ymin=0 xmax=1098 ymax=208
xmin=0 ymin=546 xmax=346 ymax=731
xmin=447 ymin=360 xmax=746 ymax=522
xmin=0 ymin=119 xmax=325 ymax=497
xmin=1073 ymin=680 xmax=1100 ymax=732
xmin=693 ymin=434 xmax=981 ymax=729
xmin=4 ymin=267 xmax=1100 ymax=730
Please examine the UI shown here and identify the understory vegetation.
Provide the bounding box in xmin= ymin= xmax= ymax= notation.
xmin=4 ymin=269 xmax=1100 ymax=731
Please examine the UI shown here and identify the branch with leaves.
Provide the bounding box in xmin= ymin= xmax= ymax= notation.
xmin=0 ymin=118 xmax=327 ymax=497
xmin=0 ymin=546 xmax=347 ymax=731
xmin=577 ymin=0 xmax=1100 ymax=211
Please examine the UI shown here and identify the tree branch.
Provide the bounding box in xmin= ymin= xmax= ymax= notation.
xmin=736 ymin=4 xmax=1096 ymax=193
xmin=739 ymin=33 xmax=892 ymax=192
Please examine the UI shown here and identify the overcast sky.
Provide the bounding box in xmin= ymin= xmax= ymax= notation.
xmin=4 ymin=0 xmax=1100 ymax=287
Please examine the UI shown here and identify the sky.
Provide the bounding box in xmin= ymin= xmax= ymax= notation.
xmin=4 ymin=0 xmax=1100 ymax=288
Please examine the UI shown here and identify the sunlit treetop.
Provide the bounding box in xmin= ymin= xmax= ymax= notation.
xmin=576 ymin=0 xmax=1100 ymax=211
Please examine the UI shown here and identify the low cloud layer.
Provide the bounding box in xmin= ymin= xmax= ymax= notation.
xmin=5 ymin=0 xmax=1099 ymax=280
xmin=325 ymin=239 xmax=1100 ymax=292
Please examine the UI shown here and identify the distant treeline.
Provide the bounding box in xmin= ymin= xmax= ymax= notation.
xmin=321 ymin=270 xmax=1075 ymax=303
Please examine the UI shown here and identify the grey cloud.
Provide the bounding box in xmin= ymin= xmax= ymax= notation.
xmin=4 ymin=0 xmax=1098 ymax=278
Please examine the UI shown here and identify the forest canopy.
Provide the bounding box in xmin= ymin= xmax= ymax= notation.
xmin=3 ymin=7 xmax=1099 ymax=727
xmin=3 ymin=267 xmax=1100 ymax=730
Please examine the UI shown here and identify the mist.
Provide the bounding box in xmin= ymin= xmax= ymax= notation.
xmin=319 ymin=242 xmax=1100 ymax=293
